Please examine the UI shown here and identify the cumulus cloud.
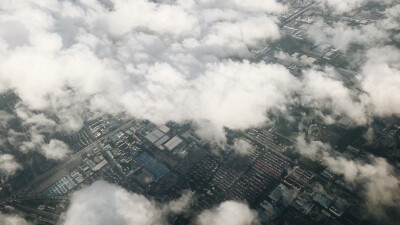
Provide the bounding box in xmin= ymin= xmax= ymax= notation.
xmin=0 ymin=0 xmax=398 ymax=194
xmin=363 ymin=127 xmax=375 ymax=143
xmin=300 ymin=68 xmax=366 ymax=125
xmin=197 ymin=200 xmax=259 ymax=225
xmin=0 ymin=1 xmax=399 ymax=224
xmin=274 ymin=51 xmax=315 ymax=66
xmin=0 ymin=0 xmax=293 ymax=145
xmin=0 ymin=154 xmax=22 ymax=175
xmin=295 ymin=133 xmax=331 ymax=159
xmin=316 ymin=0 xmax=366 ymax=13
xmin=40 ymin=139 xmax=71 ymax=160
xmin=0 ymin=110 xmax=15 ymax=128
xmin=286 ymin=44 xmax=400 ymax=127
xmin=307 ymin=1 xmax=400 ymax=50
xmin=0 ymin=213 xmax=31 ymax=225
xmin=359 ymin=46 xmax=400 ymax=118
xmin=6 ymin=119 xmax=71 ymax=160
xmin=166 ymin=190 xmax=194 ymax=214
xmin=301 ymin=2 xmax=400 ymax=125
xmin=296 ymin=134 xmax=400 ymax=220
xmin=61 ymin=180 xmax=193 ymax=225
xmin=62 ymin=181 xmax=161 ymax=225
xmin=307 ymin=20 xmax=389 ymax=51
xmin=316 ymin=0 xmax=394 ymax=13
xmin=324 ymin=156 xmax=400 ymax=215
xmin=232 ymin=138 xmax=253 ymax=155
xmin=198 ymin=0 xmax=287 ymax=14
xmin=1 ymin=0 xmax=396 ymax=149
xmin=380 ymin=4 xmax=400 ymax=30
xmin=61 ymin=181 xmax=258 ymax=225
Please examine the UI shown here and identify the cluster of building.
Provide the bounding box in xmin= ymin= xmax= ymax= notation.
xmin=247 ymin=129 xmax=289 ymax=153
xmin=41 ymin=148 xmax=110 ymax=196
xmin=8 ymin=95 xmax=394 ymax=225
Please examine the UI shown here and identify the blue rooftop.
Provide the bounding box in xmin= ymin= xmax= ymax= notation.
xmin=135 ymin=152 xmax=169 ymax=178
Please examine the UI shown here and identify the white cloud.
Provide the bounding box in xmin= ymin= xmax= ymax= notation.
xmin=0 ymin=213 xmax=31 ymax=225
xmin=316 ymin=0 xmax=365 ymax=13
xmin=104 ymin=0 xmax=198 ymax=37
xmin=0 ymin=0 xmax=290 ymax=144
xmin=307 ymin=1 xmax=400 ymax=50
xmin=229 ymin=0 xmax=287 ymax=13
xmin=61 ymin=181 xmax=258 ymax=225
xmin=359 ymin=46 xmax=400 ymax=118
xmin=197 ymin=200 xmax=259 ymax=225
xmin=62 ymin=181 xmax=162 ymax=225
xmin=324 ymin=156 xmax=400 ymax=216
xmin=296 ymin=134 xmax=400 ymax=219
xmin=300 ymin=68 xmax=366 ymax=125
xmin=41 ymin=139 xmax=71 ymax=160
xmin=316 ymin=0 xmax=395 ymax=13
xmin=380 ymin=4 xmax=400 ymax=30
xmin=0 ymin=154 xmax=22 ymax=175
xmin=232 ymin=138 xmax=253 ymax=155
xmin=194 ymin=0 xmax=287 ymax=14
xmin=274 ymin=51 xmax=315 ymax=66
xmin=61 ymin=181 xmax=193 ymax=225
xmin=0 ymin=0 xmax=398 ymax=197
xmin=166 ymin=190 xmax=194 ymax=214
xmin=306 ymin=20 xmax=389 ymax=51
xmin=0 ymin=110 xmax=15 ymax=128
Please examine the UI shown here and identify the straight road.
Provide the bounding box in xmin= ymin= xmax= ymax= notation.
xmin=17 ymin=120 xmax=134 ymax=196
xmin=280 ymin=2 xmax=315 ymax=28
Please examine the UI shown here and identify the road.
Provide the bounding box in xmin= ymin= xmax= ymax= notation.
xmin=255 ymin=3 xmax=315 ymax=61
xmin=16 ymin=120 xmax=135 ymax=196
xmin=279 ymin=2 xmax=315 ymax=28
xmin=0 ymin=195 xmax=68 ymax=204
xmin=8 ymin=206 xmax=57 ymax=224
